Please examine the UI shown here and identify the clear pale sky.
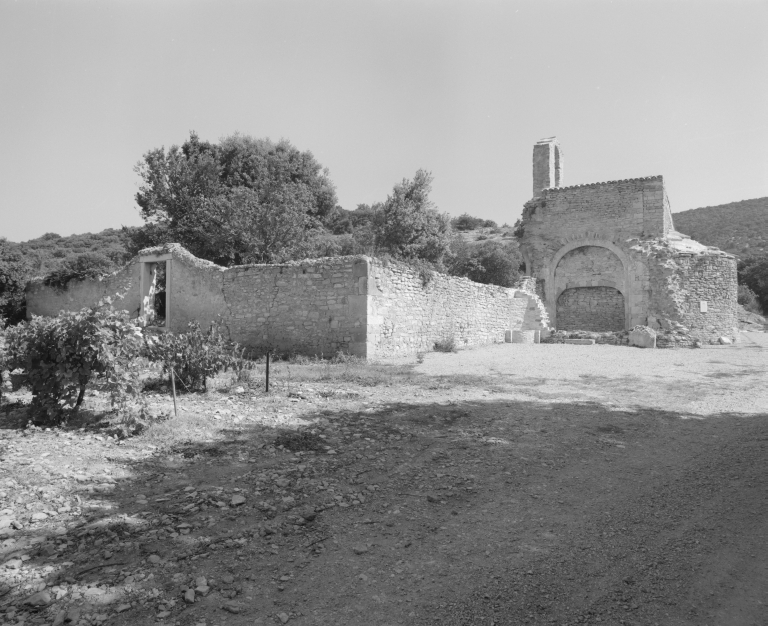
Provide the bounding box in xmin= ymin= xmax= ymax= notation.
xmin=1 ymin=0 xmax=766 ymax=242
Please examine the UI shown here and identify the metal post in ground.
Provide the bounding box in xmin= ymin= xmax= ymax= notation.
xmin=266 ymin=351 xmax=270 ymax=393
xmin=170 ymin=367 xmax=178 ymax=417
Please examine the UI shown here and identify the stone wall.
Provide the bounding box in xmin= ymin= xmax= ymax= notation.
xmin=556 ymin=286 xmax=625 ymax=332
xmin=26 ymin=263 xmax=141 ymax=319
xmin=637 ymin=242 xmax=738 ymax=344
xmin=222 ymin=256 xmax=370 ymax=357
xmin=26 ymin=244 xmax=550 ymax=358
xmin=521 ymin=176 xmax=668 ymax=282
xmin=165 ymin=248 xmax=226 ymax=333
xmin=367 ymin=259 xmax=547 ymax=357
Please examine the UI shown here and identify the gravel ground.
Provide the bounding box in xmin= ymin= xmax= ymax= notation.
xmin=414 ymin=342 xmax=768 ymax=416
xmin=1 ymin=341 xmax=766 ymax=626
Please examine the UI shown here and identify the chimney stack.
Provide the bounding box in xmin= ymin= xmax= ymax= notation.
xmin=532 ymin=137 xmax=563 ymax=198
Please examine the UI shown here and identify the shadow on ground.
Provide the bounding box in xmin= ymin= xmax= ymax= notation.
xmin=1 ymin=387 xmax=766 ymax=626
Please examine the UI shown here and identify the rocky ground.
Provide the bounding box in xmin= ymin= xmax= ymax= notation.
xmin=0 ymin=342 xmax=766 ymax=626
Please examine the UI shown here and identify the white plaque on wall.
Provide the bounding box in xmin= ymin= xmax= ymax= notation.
xmin=700 ymin=301 xmax=708 ymax=313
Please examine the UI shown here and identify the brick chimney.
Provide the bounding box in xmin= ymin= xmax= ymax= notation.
xmin=532 ymin=137 xmax=563 ymax=197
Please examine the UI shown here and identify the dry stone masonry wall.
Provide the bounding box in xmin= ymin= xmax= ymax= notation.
xmin=366 ymin=259 xmax=536 ymax=358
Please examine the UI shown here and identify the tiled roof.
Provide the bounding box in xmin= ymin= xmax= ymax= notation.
xmin=543 ymin=175 xmax=663 ymax=192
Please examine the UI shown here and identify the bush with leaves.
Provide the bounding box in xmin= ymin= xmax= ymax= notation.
xmin=447 ymin=238 xmax=524 ymax=287
xmin=143 ymin=321 xmax=245 ymax=392
xmin=4 ymin=299 xmax=144 ymax=424
xmin=373 ymin=170 xmax=452 ymax=266
xmin=43 ymin=252 xmax=116 ymax=291
xmin=737 ymin=255 xmax=768 ymax=314
xmin=737 ymin=284 xmax=762 ymax=314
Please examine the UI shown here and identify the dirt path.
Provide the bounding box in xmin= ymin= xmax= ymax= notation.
xmin=1 ymin=343 xmax=766 ymax=626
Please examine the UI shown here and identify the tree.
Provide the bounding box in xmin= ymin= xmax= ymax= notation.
xmin=373 ymin=170 xmax=452 ymax=266
xmin=130 ymin=132 xmax=337 ymax=265
xmin=0 ymin=240 xmax=31 ymax=325
xmin=738 ymin=255 xmax=768 ymax=314
xmin=447 ymin=238 xmax=523 ymax=287
xmin=180 ymin=186 xmax=322 ymax=265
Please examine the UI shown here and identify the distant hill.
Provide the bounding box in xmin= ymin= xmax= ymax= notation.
xmin=673 ymin=197 xmax=768 ymax=257
xmin=4 ymin=228 xmax=132 ymax=276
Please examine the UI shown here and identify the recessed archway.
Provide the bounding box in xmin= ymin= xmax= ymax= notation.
xmin=547 ymin=239 xmax=631 ymax=330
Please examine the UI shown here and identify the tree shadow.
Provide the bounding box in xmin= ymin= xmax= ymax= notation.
xmin=1 ymin=389 xmax=765 ymax=625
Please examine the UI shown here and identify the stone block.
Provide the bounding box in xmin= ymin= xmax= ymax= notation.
xmin=628 ymin=325 xmax=656 ymax=349
xmin=512 ymin=330 xmax=536 ymax=344
xmin=563 ymin=338 xmax=595 ymax=345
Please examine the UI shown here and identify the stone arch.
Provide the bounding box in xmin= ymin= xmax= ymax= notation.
xmin=546 ymin=239 xmax=631 ymax=330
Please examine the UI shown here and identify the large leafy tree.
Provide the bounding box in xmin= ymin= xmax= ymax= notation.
xmin=166 ymin=186 xmax=321 ymax=265
xmin=130 ymin=132 xmax=337 ymax=265
xmin=373 ymin=170 xmax=452 ymax=266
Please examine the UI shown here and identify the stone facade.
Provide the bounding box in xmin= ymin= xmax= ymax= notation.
xmin=26 ymin=244 xmax=549 ymax=359
xmin=519 ymin=137 xmax=738 ymax=345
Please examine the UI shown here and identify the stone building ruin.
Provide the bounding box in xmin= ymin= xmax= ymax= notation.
xmin=519 ymin=137 xmax=737 ymax=345
xmin=25 ymin=137 xmax=737 ymax=352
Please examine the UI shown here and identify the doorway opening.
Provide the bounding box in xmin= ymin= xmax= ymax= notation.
xmin=139 ymin=253 xmax=172 ymax=330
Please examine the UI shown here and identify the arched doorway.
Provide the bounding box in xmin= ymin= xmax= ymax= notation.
xmin=556 ymin=286 xmax=625 ymax=332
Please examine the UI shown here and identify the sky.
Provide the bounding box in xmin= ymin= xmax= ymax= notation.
xmin=1 ymin=0 xmax=766 ymax=242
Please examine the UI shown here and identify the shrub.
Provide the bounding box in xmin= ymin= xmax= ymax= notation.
xmin=434 ymin=336 xmax=457 ymax=353
xmin=451 ymin=214 xmax=485 ymax=231
xmin=447 ymin=238 xmax=523 ymax=287
xmin=737 ymin=255 xmax=768 ymax=314
xmin=43 ymin=252 xmax=116 ymax=291
xmin=374 ymin=170 xmax=452 ymax=265
xmin=738 ymin=284 xmax=762 ymax=314
xmin=4 ymin=299 xmax=144 ymax=424
xmin=143 ymin=321 xmax=245 ymax=391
